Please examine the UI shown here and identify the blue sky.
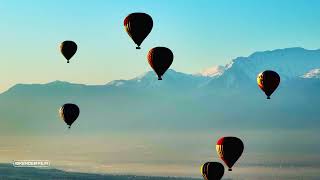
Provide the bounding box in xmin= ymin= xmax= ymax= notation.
xmin=0 ymin=0 xmax=320 ymax=92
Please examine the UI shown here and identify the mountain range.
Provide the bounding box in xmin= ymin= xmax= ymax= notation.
xmin=1 ymin=47 xmax=320 ymax=135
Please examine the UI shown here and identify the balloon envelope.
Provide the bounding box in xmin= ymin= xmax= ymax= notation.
xmin=257 ymin=70 xmax=280 ymax=99
xmin=60 ymin=41 xmax=77 ymax=63
xmin=201 ymin=162 xmax=224 ymax=180
xmin=59 ymin=103 xmax=80 ymax=128
xmin=124 ymin=12 xmax=153 ymax=49
xmin=147 ymin=47 xmax=174 ymax=80
xmin=216 ymin=137 xmax=244 ymax=171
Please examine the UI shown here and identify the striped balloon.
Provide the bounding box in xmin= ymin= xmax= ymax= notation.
xmin=201 ymin=162 xmax=224 ymax=180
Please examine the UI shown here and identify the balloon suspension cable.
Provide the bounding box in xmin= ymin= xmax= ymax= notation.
xmin=228 ymin=168 xmax=232 ymax=171
xmin=158 ymin=76 xmax=162 ymax=80
xmin=267 ymin=96 xmax=271 ymax=99
xmin=136 ymin=46 xmax=141 ymax=49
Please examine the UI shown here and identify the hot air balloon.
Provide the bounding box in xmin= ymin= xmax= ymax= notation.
xmin=257 ymin=70 xmax=280 ymax=99
xmin=124 ymin=13 xmax=153 ymax=49
xmin=60 ymin=41 xmax=77 ymax=63
xmin=201 ymin=162 xmax=224 ymax=180
xmin=216 ymin=137 xmax=244 ymax=171
xmin=59 ymin=103 xmax=80 ymax=129
xmin=147 ymin=47 xmax=174 ymax=80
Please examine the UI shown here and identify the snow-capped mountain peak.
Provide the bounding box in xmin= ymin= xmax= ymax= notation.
xmin=301 ymin=68 xmax=320 ymax=78
xmin=101 ymin=48 xmax=320 ymax=90
xmin=198 ymin=65 xmax=225 ymax=77
xmin=221 ymin=47 xmax=320 ymax=81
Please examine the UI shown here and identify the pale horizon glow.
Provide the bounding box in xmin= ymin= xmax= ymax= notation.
xmin=0 ymin=130 xmax=319 ymax=178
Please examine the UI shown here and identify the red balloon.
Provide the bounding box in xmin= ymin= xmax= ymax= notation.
xmin=216 ymin=137 xmax=244 ymax=171
xmin=147 ymin=47 xmax=174 ymax=80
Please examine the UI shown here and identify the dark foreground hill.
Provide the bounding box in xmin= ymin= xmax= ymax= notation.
xmin=0 ymin=164 xmax=200 ymax=180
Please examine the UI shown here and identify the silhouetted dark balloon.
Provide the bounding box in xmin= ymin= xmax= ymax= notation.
xmin=147 ymin=47 xmax=174 ymax=80
xmin=257 ymin=70 xmax=280 ymax=99
xmin=216 ymin=137 xmax=244 ymax=171
xmin=201 ymin=162 xmax=224 ymax=180
xmin=59 ymin=103 xmax=80 ymax=129
xmin=60 ymin=41 xmax=77 ymax=63
xmin=124 ymin=13 xmax=153 ymax=49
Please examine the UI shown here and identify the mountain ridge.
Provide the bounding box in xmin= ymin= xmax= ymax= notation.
xmin=1 ymin=47 xmax=320 ymax=134
xmin=3 ymin=47 xmax=320 ymax=96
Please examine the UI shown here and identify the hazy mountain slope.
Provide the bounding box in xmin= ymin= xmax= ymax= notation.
xmin=0 ymin=47 xmax=319 ymax=135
